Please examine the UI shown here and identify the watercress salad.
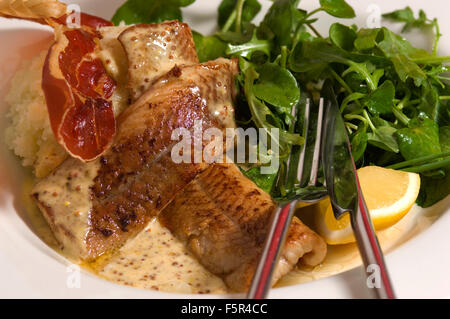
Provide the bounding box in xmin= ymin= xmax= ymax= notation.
xmin=112 ymin=0 xmax=450 ymax=207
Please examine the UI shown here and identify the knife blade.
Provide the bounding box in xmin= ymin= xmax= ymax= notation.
xmin=321 ymin=81 xmax=396 ymax=299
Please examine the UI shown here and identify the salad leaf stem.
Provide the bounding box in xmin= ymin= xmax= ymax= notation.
xmin=401 ymin=156 xmax=450 ymax=173
xmin=307 ymin=23 xmax=323 ymax=38
xmin=329 ymin=68 xmax=362 ymax=108
xmin=235 ymin=0 xmax=245 ymax=33
xmin=363 ymin=110 xmax=377 ymax=131
xmin=345 ymin=61 xmax=377 ymax=91
xmin=221 ymin=6 xmax=237 ymax=32
xmin=407 ymin=99 xmax=421 ymax=106
xmin=387 ymin=150 xmax=450 ymax=169
xmin=345 ymin=114 xmax=367 ymax=123
xmin=346 ymin=122 xmax=358 ymax=130
xmin=391 ymin=105 xmax=410 ymax=126
xmin=412 ymin=56 xmax=450 ymax=64
xmin=280 ymin=46 xmax=288 ymax=69
xmin=305 ymin=8 xmax=324 ymax=19
xmin=432 ymin=18 xmax=441 ymax=56
xmin=340 ymin=92 xmax=365 ymax=112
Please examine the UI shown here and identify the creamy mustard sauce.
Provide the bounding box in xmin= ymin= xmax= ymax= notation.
xmin=27 ymin=162 xmax=229 ymax=293
xmin=98 ymin=26 xmax=130 ymax=116
xmin=32 ymin=159 xmax=100 ymax=259
xmin=21 ymin=176 xmax=61 ymax=251
xmin=208 ymin=82 xmax=236 ymax=129
xmin=92 ymin=218 xmax=227 ymax=294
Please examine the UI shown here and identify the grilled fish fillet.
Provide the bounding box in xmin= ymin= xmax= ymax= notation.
xmin=32 ymin=58 xmax=239 ymax=260
xmin=159 ymin=164 xmax=327 ymax=292
xmin=118 ymin=21 xmax=199 ymax=102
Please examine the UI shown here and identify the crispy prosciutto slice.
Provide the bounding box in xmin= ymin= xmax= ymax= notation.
xmin=42 ymin=24 xmax=117 ymax=161
xmin=42 ymin=14 xmax=117 ymax=161
xmin=1 ymin=1 xmax=118 ymax=161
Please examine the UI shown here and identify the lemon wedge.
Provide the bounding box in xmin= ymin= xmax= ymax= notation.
xmin=315 ymin=166 xmax=421 ymax=245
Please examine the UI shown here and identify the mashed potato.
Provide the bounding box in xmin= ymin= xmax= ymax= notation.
xmin=4 ymin=27 xmax=130 ymax=178
xmin=5 ymin=50 xmax=68 ymax=178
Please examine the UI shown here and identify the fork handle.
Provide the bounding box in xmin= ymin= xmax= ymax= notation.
xmin=351 ymin=190 xmax=396 ymax=299
xmin=247 ymin=202 xmax=295 ymax=299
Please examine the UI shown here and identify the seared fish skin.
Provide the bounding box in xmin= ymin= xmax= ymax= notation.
xmin=159 ymin=164 xmax=327 ymax=292
xmin=33 ymin=58 xmax=239 ymax=260
xmin=119 ymin=21 xmax=199 ymax=102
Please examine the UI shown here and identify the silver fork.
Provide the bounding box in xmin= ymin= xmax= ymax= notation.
xmin=247 ymin=98 xmax=327 ymax=299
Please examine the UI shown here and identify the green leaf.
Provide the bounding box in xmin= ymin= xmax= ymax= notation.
xmin=368 ymin=125 xmax=399 ymax=153
xmin=382 ymin=7 xmax=433 ymax=32
xmin=418 ymin=80 xmax=440 ymax=121
xmin=319 ymin=0 xmax=355 ymax=18
xmin=242 ymin=61 xmax=303 ymax=156
xmin=440 ymin=126 xmax=450 ymax=152
xmin=363 ymin=80 xmax=395 ymax=115
xmin=354 ymin=28 xmax=380 ymax=51
xmin=253 ymin=63 xmax=300 ymax=114
xmin=218 ymin=0 xmax=261 ymax=29
xmin=377 ymin=28 xmax=428 ymax=86
xmin=226 ymin=31 xmax=271 ymax=59
xmin=259 ymin=0 xmax=302 ymax=48
xmin=396 ymin=115 xmax=441 ymax=160
xmin=416 ymin=126 xmax=450 ymax=207
xmin=217 ymin=22 xmax=255 ymax=44
xmin=342 ymin=61 xmax=384 ymax=91
xmin=391 ymin=54 xmax=427 ymax=86
xmin=289 ymin=38 xmax=388 ymax=74
xmin=241 ymin=166 xmax=277 ymax=193
xmin=383 ymin=7 xmax=415 ymax=24
xmin=351 ymin=128 xmax=368 ymax=162
xmin=417 ymin=168 xmax=450 ymax=207
xmin=378 ymin=28 xmax=429 ymax=58
xmin=192 ymin=31 xmax=227 ymax=63
xmin=329 ymin=23 xmax=356 ymax=51
xmin=111 ymin=0 xmax=195 ymax=25
xmin=289 ymin=38 xmax=348 ymax=72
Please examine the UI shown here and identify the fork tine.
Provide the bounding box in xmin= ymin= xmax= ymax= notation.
xmin=295 ymin=98 xmax=310 ymax=187
xmin=284 ymin=101 xmax=300 ymax=182
xmin=308 ymin=98 xmax=325 ymax=186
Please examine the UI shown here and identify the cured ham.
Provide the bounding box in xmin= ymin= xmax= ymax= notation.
xmin=1 ymin=0 xmax=118 ymax=161
xmin=42 ymin=26 xmax=117 ymax=161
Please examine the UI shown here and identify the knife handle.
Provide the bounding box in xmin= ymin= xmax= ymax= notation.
xmin=351 ymin=185 xmax=396 ymax=299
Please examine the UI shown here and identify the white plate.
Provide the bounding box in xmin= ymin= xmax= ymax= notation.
xmin=0 ymin=0 xmax=449 ymax=299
